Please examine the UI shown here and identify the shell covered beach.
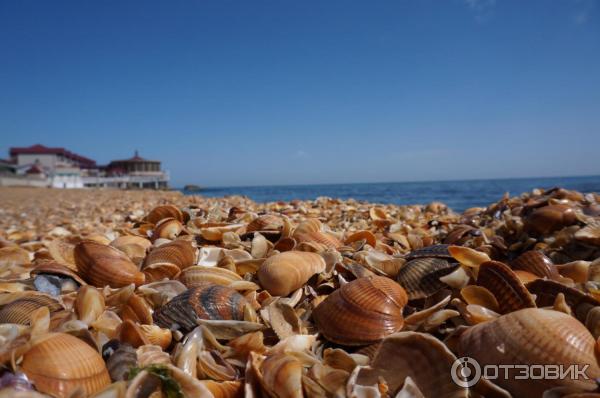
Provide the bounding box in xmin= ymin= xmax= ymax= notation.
xmin=1 ymin=187 xmax=600 ymax=398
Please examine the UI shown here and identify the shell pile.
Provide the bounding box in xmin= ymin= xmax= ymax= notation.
xmin=1 ymin=186 xmax=600 ymax=397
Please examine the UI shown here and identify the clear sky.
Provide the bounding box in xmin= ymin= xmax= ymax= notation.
xmin=1 ymin=1 xmax=599 ymax=187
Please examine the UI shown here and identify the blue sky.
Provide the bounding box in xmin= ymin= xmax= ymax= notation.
xmin=1 ymin=0 xmax=599 ymax=187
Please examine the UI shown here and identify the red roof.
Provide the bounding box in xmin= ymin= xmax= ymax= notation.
xmin=26 ymin=165 xmax=43 ymax=174
xmin=10 ymin=144 xmax=96 ymax=167
xmin=109 ymin=150 xmax=159 ymax=163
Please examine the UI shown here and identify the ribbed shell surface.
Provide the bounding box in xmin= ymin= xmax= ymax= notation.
xmin=477 ymin=260 xmax=536 ymax=314
xmin=144 ymin=240 xmax=196 ymax=270
xmin=313 ymin=276 xmax=407 ymax=345
xmin=0 ymin=295 xmax=63 ymax=324
xmin=404 ymin=244 xmax=452 ymax=261
xmin=257 ymin=251 xmax=326 ymax=296
xmin=396 ymin=257 xmax=458 ymax=300
xmin=74 ymin=241 xmax=145 ymax=287
xmin=510 ymin=250 xmax=559 ymax=279
xmin=154 ymin=283 xmax=247 ymax=332
xmin=146 ymin=205 xmax=183 ymax=224
xmin=21 ymin=333 xmax=110 ymax=398
xmin=459 ymin=308 xmax=600 ymax=397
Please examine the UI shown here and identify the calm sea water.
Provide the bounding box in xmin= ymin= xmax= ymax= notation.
xmin=180 ymin=175 xmax=600 ymax=212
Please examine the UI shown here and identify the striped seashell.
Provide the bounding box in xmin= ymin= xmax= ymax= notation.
xmin=0 ymin=294 xmax=63 ymax=325
xmin=313 ymin=276 xmax=408 ymax=345
xmin=145 ymin=204 xmax=184 ymax=224
xmin=510 ymin=250 xmax=560 ymax=280
xmin=179 ymin=266 xmax=243 ymax=288
xmin=258 ymin=251 xmax=326 ymax=297
xmin=477 ymin=261 xmax=536 ymax=314
xmin=396 ymin=257 xmax=459 ymax=300
xmin=247 ymin=214 xmax=284 ymax=232
xmin=526 ymin=279 xmax=600 ymax=321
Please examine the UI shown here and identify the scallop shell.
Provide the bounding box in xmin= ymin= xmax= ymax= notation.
xmin=74 ymin=241 xmax=145 ymax=288
xmin=510 ymin=250 xmax=559 ymax=280
xmin=313 ymin=275 xmax=407 ymax=345
xmin=258 ymin=251 xmax=326 ymax=297
xmin=458 ymin=308 xmax=600 ymax=397
xmin=396 ymin=257 xmax=459 ymax=300
xmin=0 ymin=294 xmax=63 ymax=324
xmin=154 ymin=283 xmax=254 ymax=332
xmin=476 ymin=260 xmax=536 ymax=314
xmin=21 ymin=333 xmax=111 ymax=398
xmin=179 ymin=266 xmax=243 ymax=288
xmin=145 ymin=204 xmax=184 ymax=224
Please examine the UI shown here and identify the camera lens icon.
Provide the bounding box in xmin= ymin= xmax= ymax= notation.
xmin=451 ymin=357 xmax=481 ymax=388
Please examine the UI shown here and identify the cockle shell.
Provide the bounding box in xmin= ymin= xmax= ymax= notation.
xmin=75 ymin=285 xmax=105 ymax=325
xmin=0 ymin=294 xmax=63 ymax=325
xmin=345 ymin=230 xmax=377 ymax=248
xmin=526 ymin=279 xmax=599 ymax=321
xmin=74 ymin=241 xmax=145 ymax=288
xmin=405 ymin=244 xmax=452 ymax=261
xmin=21 ymin=333 xmax=111 ymax=398
xmin=179 ymin=266 xmax=243 ymax=288
xmin=458 ymin=308 xmax=600 ymax=397
xmin=0 ymin=246 xmax=31 ymax=266
xmin=510 ymin=250 xmax=560 ymax=280
xmin=121 ymin=294 xmax=153 ymax=325
xmin=525 ymin=204 xmax=578 ymax=235
xmin=152 ymin=217 xmax=183 ymax=240
xmin=258 ymin=251 xmax=326 ymax=297
xmin=476 ymin=260 xmax=536 ymax=314
xmin=144 ymin=236 xmax=195 ymax=270
xmin=154 ymin=283 xmax=255 ymax=333
xmin=396 ymin=257 xmax=459 ymax=300
xmin=294 ymin=230 xmax=342 ymax=250
xmin=247 ymin=214 xmax=284 ymax=233
xmin=145 ymin=204 xmax=184 ymax=224
xmin=30 ymin=261 xmax=87 ymax=286
xmin=313 ymin=275 xmax=408 ymax=345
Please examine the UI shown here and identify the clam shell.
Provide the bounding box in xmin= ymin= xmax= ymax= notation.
xmin=294 ymin=230 xmax=342 ymax=250
xmin=139 ymin=324 xmax=172 ymax=349
xmin=356 ymin=331 xmax=467 ymax=397
xmin=121 ymin=294 xmax=153 ymax=325
xmin=0 ymin=294 xmax=63 ymax=325
xmin=247 ymin=214 xmax=284 ymax=232
xmin=458 ymin=308 xmax=600 ymax=397
xmin=405 ymin=244 xmax=452 ymax=261
xmin=154 ymin=283 xmax=254 ymax=332
xmin=21 ymin=333 xmax=111 ymax=398
xmin=258 ymin=251 xmax=326 ymax=297
xmin=396 ymin=257 xmax=459 ymax=300
xmin=74 ymin=241 xmax=145 ymax=288
xmin=526 ymin=279 xmax=599 ymax=321
xmin=179 ymin=266 xmax=243 ymax=288
xmin=476 ymin=261 xmax=536 ymax=314
xmin=313 ymin=275 xmax=407 ymax=345
xmin=525 ymin=204 xmax=578 ymax=235
xmin=345 ymin=231 xmax=377 ymax=248
xmin=30 ymin=261 xmax=87 ymax=286
xmin=152 ymin=218 xmax=183 ymax=240
xmin=145 ymin=204 xmax=183 ymax=224
xmin=75 ymin=285 xmax=105 ymax=325
xmin=510 ymin=250 xmax=559 ymax=280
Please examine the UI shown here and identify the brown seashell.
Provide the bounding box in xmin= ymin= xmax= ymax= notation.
xmin=345 ymin=230 xmax=377 ymax=248
xmin=313 ymin=275 xmax=407 ymax=345
xmin=121 ymin=294 xmax=153 ymax=325
xmin=142 ymin=262 xmax=181 ymax=283
xmin=118 ymin=319 xmax=150 ymax=348
xmin=139 ymin=324 xmax=172 ymax=349
xmin=511 ymin=250 xmax=560 ymax=280
xmin=201 ymin=380 xmax=243 ymax=398
xmin=460 ymin=285 xmax=500 ymax=312
xmin=145 ymin=204 xmax=184 ymax=224
xmin=459 ymin=308 xmax=600 ymax=397
xmin=74 ymin=241 xmax=145 ymax=288
xmin=293 ymin=230 xmax=342 ymax=250
xmin=179 ymin=266 xmax=243 ymax=288
xmin=513 ymin=269 xmax=540 ymax=284
xmin=525 ymin=204 xmax=578 ymax=235
xmin=110 ymin=235 xmax=151 ymax=264
xmin=575 ymin=223 xmax=600 ymax=246
xmin=356 ymin=331 xmax=467 ymax=397
xmin=154 ymin=283 xmax=255 ymax=333
xmin=75 ymin=285 xmax=105 ymax=324
xmin=247 ymin=214 xmax=284 ymax=233
xmin=47 ymin=239 xmax=77 ymax=268
xmin=152 ymin=218 xmax=183 ymax=240
xmin=0 ymin=294 xmax=63 ymax=325
xmin=396 ymin=257 xmax=459 ymax=300
xmin=294 ymin=218 xmax=322 ymax=235
xmin=21 ymin=333 xmax=111 ymax=398
xmin=0 ymin=246 xmax=31 ymax=266
xmin=526 ymin=279 xmax=600 ymax=321
xmin=477 ymin=261 xmax=536 ymax=314
xmin=105 ymin=343 xmax=137 ymax=382
xmin=258 ymin=251 xmax=326 ymax=297
xmin=405 ymin=244 xmax=452 ymax=261
xmin=30 ymin=261 xmax=87 ymax=286
xmin=273 ymin=237 xmax=296 ymax=252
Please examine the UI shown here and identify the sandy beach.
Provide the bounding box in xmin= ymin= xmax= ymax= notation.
xmin=1 ymin=186 xmax=600 ymax=397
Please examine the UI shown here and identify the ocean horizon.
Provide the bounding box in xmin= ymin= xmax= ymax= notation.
xmin=180 ymin=174 xmax=600 ymax=212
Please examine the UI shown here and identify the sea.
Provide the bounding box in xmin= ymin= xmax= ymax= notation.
xmin=180 ymin=175 xmax=600 ymax=213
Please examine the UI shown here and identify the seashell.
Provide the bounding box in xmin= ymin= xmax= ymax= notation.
xmin=30 ymin=261 xmax=87 ymax=286
xmin=258 ymin=251 xmax=326 ymax=297
xmin=459 ymin=285 xmax=500 ymax=312
xmin=369 ymin=207 xmax=388 ymax=221
xmin=458 ymin=308 xmax=600 ymax=397
xmin=201 ymin=380 xmax=243 ymax=398
xmin=575 ymin=222 xmax=600 ymax=246
xmin=152 ymin=217 xmax=183 ymax=240
xmin=513 ymin=269 xmax=540 ymax=284
xmin=345 ymin=230 xmax=377 ymax=248
xmin=104 ymin=342 xmax=137 ymax=382
xmin=47 ymin=239 xmax=77 ymax=269
xmin=197 ymin=247 xmax=252 ymax=267
xmin=524 ymin=204 xmax=578 ymax=235
xmin=121 ymin=294 xmax=153 ymax=325
xmin=139 ymin=324 xmax=172 ymax=349
xmin=405 ymin=244 xmax=452 ymax=261
xmin=526 ymin=279 xmax=599 ymax=321
xmin=313 ymin=275 xmax=407 ymax=345
xmin=293 ymin=230 xmax=342 ymax=250
xmin=273 ymin=237 xmax=296 ymax=252
xmin=255 ymin=353 xmax=303 ymax=398
xmin=251 ymin=232 xmax=271 ymax=259
xmin=118 ymin=319 xmax=150 ymax=348
xmin=556 ymin=261 xmax=590 ymax=284
xmin=247 ymin=214 xmax=284 ymax=232
xmin=110 ymin=235 xmax=151 ymax=264
xmin=74 ymin=241 xmax=145 ymax=288
xmin=142 ymin=262 xmax=180 ymax=283
xmin=145 ymin=204 xmax=183 ymax=224
xmin=447 ymin=245 xmax=490 ymax=269
xmin=510 ymin=250 xmax=560 ymax=280
xmin=294 ymin=218 xmax=322 ymax=235
xmin=137 ymin=280 xmax=188 ymax=308
xmin=0 ymin=294 xmax=63 ymax=325
xmin=136 ymin=344 xmax=172 ymax=367
xmin=355 ymin=331 xmax=467 ymax=397
xmin=21 ymin=333 xmax=111 ymax=398
xmin=145 ymin=239 xmax=196 ymax=270
xmin=154 ymin=283 xmax=255 ymax=333
xmin=200 ymin=223 xmax=245 ymax=241
xmin=476 ymin=261 xmax=536 ymax=314
xmin=0 ymin=246 xmax=31 ymax=266
xmin=396 ymin=257 xmax=459 ymax=300
xmin=179 ymin=266 xmax=243 ymax=288
xmin=75 ymin=285 xmax=105 ymax=325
